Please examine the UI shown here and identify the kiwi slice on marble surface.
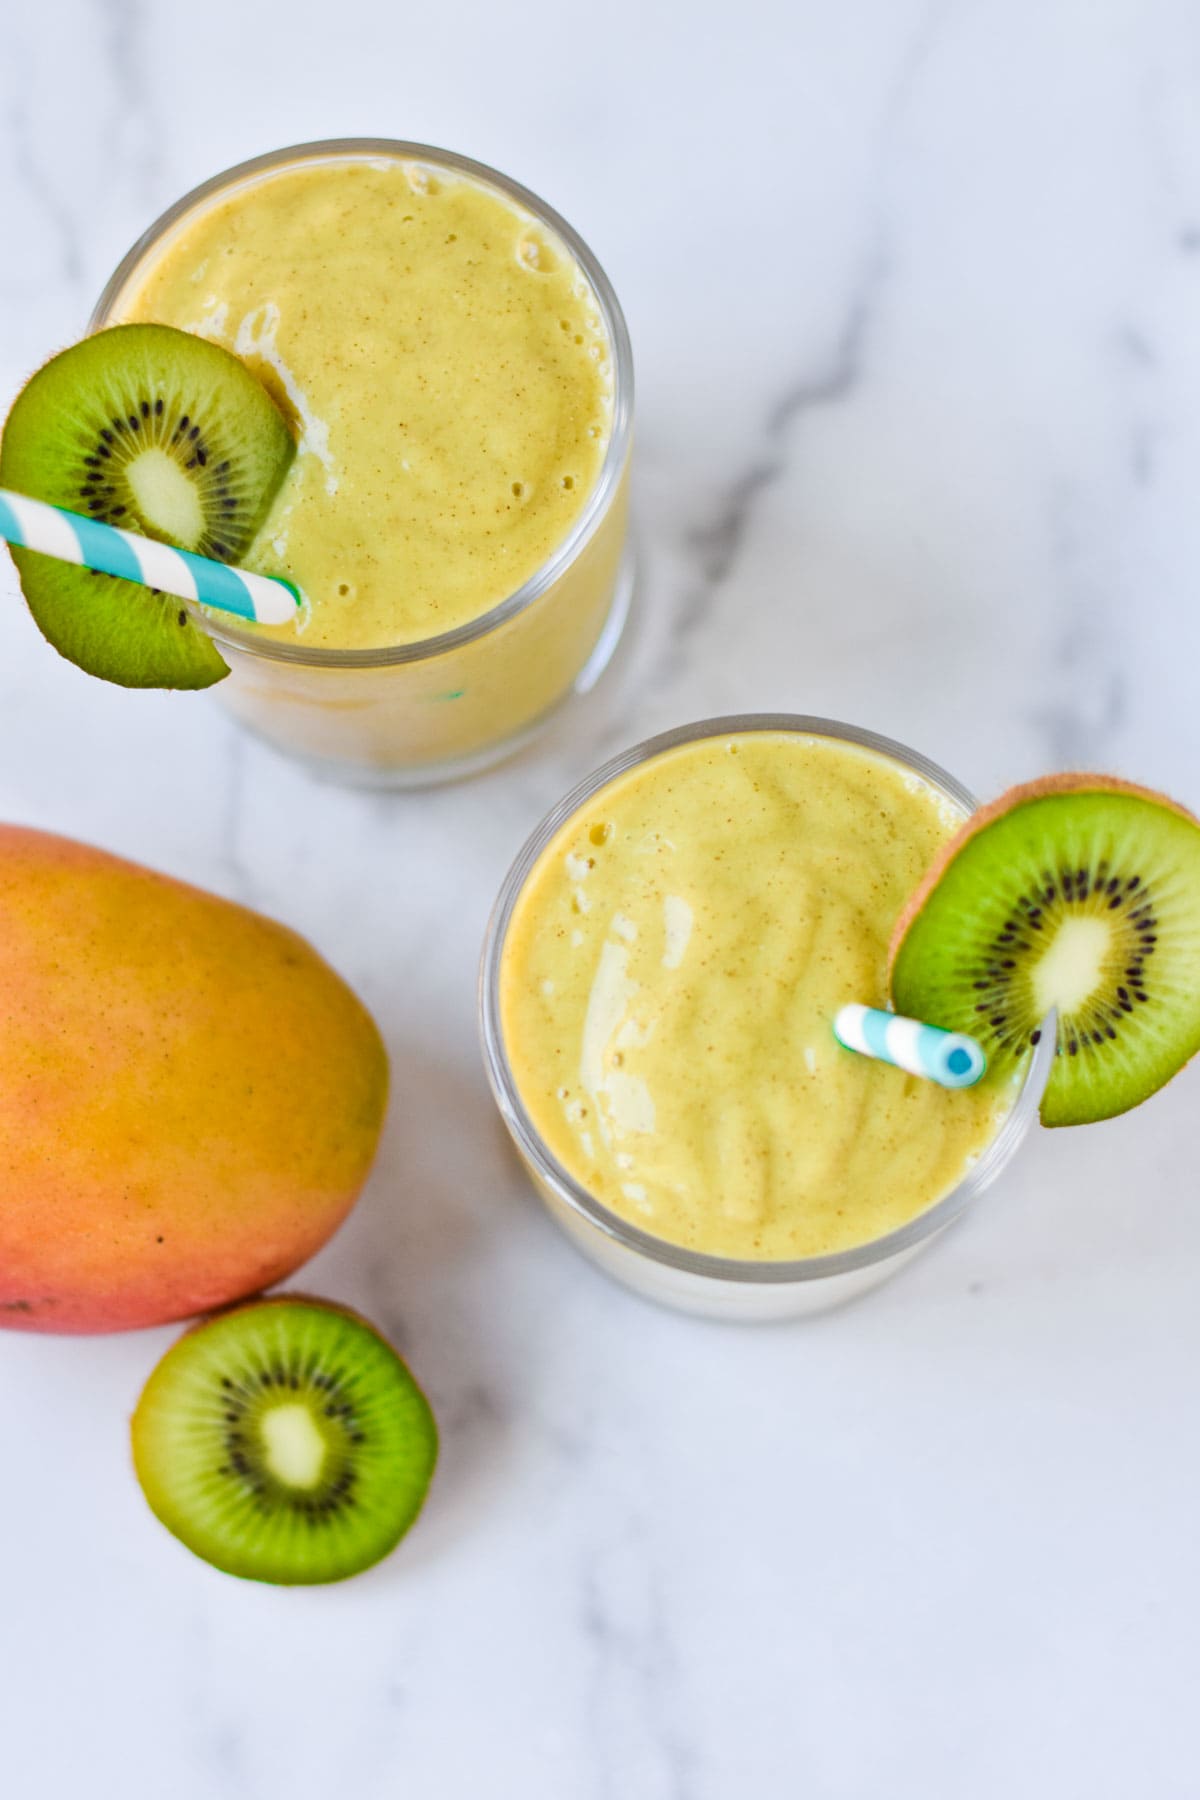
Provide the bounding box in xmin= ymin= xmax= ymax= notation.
xmin=889 ymin=775 xmax=1200 ymax=1127
xmin=131 ymin=1296 xmax=438 ymax=1585
xmin=0 ymin=324 xmax=294 ymax=689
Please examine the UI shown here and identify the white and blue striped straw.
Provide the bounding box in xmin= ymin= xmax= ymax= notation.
xmin=0 ymin=487 xmax=299 ymax=625
xmin=833 ymin=1003 xmax=987 ymax=1089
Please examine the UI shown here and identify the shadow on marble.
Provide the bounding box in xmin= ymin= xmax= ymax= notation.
xmin=299 ymin=1039 xmax=533 ymax=1582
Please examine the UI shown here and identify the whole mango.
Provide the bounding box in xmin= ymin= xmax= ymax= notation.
xmin=0 ymin=827 xmax=387 ymax=1332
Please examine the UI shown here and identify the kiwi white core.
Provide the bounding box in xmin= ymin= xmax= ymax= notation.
xmin=1032 ymin=914 xmax=1111 ymax=1017
xmin=124 ymin=447 xmax=205 ymax=548
xmin=261 ymin=1403 xmax=327 ymax=1489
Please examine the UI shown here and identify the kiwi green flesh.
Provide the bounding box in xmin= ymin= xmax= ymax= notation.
xmin=0 ymin=324 xmax=294 ymax=689
xmin=131 ymin=1299 xmax=438 ymax=1585
xmin=890 ymin=789 xmax=1200 ymax=1126
xmin=6 ymin=556 xmax=229 ymax=688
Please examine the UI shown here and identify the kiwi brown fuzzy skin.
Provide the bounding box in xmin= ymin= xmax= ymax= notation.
xmin=888 ymin=772 xmax=1200 ymax=1126
xmin=888 ymin=773 xmax=1200 ymax=968
xmin=181 ymin=1290 xmax=401 ymax=1345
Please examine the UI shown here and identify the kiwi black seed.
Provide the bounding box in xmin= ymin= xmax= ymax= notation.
xmin=131 ymin=1296 xmax=437 ymax=1585
xmin=0 ymin=323 xmax=294 ymax=689
xmin=889 ymin=775 xmax=1200 ymax=1127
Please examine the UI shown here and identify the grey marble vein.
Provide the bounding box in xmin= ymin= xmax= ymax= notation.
xmin=602 ymin=230 xmax=891 ymax=748
xmin=1112 ymin=321 xmax=1164 ymax=491
xmin=643 ymin=0 xmax=955 ymax=702
xmin=1032 ymin=656 xmax=1127 ymax=770
xmin=1032 ymin=489 xmax=1127 ymax=768
xmin=580 ymin=1527 xmax=696 ymax=1800
xmin=219 ymin=728 xmax=255 ymax=903
xmin=96 ymin=0 xmax=164 ymax=203
xmin=2 ymin=93 xmax=85 ymax=293
xmin=684 ymin=247 xmax=886 ymax=610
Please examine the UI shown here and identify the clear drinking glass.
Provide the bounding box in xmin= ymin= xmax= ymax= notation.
xmin=91 ymin=140 xmax=634 ymax=787
xmin=479 ymin=715 xmax=1053 ymax=1322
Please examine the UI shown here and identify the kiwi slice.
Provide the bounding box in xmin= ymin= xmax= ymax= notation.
xmin=131 ymin=1296 xmax=437 ymax=1585
xmin=0 ymin=324 xmax=294 ymax=689
xmin=889 ymin=775 xmax=1200 ymax=1127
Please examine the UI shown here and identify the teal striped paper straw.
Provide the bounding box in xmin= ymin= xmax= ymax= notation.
xmin=833 ymin=1003 xmax=987 ymax=1089
xmin=0 ymin=488 xmax=298 ymax=625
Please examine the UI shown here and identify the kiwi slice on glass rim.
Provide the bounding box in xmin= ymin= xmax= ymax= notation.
xmin=0 ymin=323 xmax=294 ymax=688
xmin=889 ymin=775 xmax=1200 ymax=1127
xmin=132 ymin=1296 xmax=437 ymax=1585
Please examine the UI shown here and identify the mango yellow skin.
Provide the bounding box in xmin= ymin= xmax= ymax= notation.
xmin=0 ymin=828 xmax=387 ymax=1332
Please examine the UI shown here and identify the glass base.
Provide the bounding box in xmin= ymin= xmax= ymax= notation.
xmin=219 ymin=545 xmax=637 ymax=791
xmin=540 ymin=1178 xmax=939 ymax=1321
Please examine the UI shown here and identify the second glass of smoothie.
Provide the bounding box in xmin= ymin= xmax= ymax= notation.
xmin=480 ymin=716 xmax=1053 ymax=1321
xmin=92 ymin=140 xmax=633 ymax=786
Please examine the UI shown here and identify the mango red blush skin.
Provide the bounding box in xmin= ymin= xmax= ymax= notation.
xmin=0 ymin=826 xmax=387 ymax=1333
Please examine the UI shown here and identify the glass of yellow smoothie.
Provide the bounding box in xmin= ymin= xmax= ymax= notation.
xmin=480 ymin=716 xmax=1054 ymax=1321
xmin=90 ymin=141 xmax=633 ymax=785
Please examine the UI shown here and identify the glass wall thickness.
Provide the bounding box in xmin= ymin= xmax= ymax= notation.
xmin=92 ymin=140 xmax=634 ymax=786
xmin=480 ymin=715 xmax=1054 ymax=1322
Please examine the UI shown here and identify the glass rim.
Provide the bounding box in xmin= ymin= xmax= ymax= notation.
xmin=89 ymin=137 xmax=634 ymax=671
xmin=479 ymin=713 xmax=1055 ymax=1286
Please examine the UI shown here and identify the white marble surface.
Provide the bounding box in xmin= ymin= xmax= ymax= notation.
xmin=3 ymin=1 xmax=1200 ymax=1793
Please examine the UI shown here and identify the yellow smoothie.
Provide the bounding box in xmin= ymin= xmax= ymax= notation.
xmin=499 ymin=730 xmax=1012 ymax=1261
xmin=97 ymin=147 xmax=631 ymax=780
xmin=115 ymin=158 xmax=612 ymax=646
